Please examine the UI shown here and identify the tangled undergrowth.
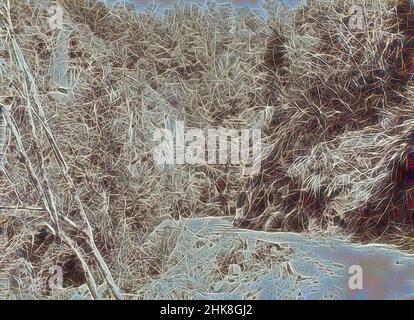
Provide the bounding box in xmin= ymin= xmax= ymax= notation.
xmin=0 ymin=0 xmax=414 ymax=299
